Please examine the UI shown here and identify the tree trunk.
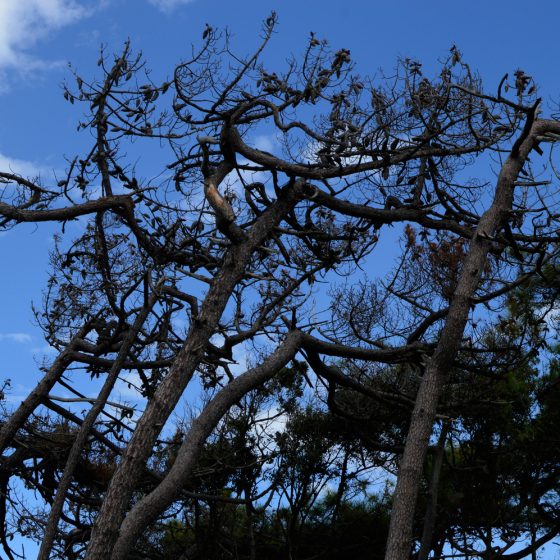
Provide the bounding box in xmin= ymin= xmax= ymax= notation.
xmin=85 ymin=181 xmax=304 ymax=559
xmin=110 ymin=331 xmax=303 ymax=559
xmin=0 ymin=326 xmax=90 ymax=455
xmin=38 ymin=294 xmax=156 ymax=560
xmin=384 ymin=117 xmax=538 ymax=560
xmin=417 ymin=422 xmax=449 ymax=560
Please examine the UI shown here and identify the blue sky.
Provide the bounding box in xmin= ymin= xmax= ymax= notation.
xmin=5 ymin=0 xmax=560 ymax=386
xmin=1 ymin=0 xmax=560 ymax=557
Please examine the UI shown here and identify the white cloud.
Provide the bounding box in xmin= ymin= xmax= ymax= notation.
xmin=0 ymin=333 xmax=32 ymax=343
xmin=0 ymin=0 xmax=90 ymax=74
xmin=0 ymin=152 xmax=43 ymax=178
xmin=115 ymin=372 xmax=145 ymax=401
xmin=147 ymin=0 xmax=194 ymax=13
xmin=254 ymin=406 xmax=287 ymax=438
xmin=30 ymin=343 xmax=57 ymax=354
xmin=254 ymin=134 xmax=277 ymax=154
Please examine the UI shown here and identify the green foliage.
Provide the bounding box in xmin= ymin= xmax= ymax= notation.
xmin=152 ymin=494 xmax=390 ymax=560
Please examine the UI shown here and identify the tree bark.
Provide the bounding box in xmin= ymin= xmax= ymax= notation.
xmin=110 ymin=330 xmax=303 ymax=559
xmin=0 ymin=326 xmax=90 ymax=455
xmin=384 ymin=115 xmax=539 ymax=560
xmin=38 ymin=293 xmax=156 ymax=560
xmin=85 ymin=180 xmax=305 ymax=559
xmin=417 ymin=422 xmax=449 ymax=560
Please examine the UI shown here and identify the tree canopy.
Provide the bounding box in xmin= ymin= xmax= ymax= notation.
xmin=0 ymin=16 xmax=559 ymax=559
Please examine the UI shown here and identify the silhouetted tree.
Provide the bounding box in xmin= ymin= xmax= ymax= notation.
xmin=1 ymin=15 xmax=560 ymax=559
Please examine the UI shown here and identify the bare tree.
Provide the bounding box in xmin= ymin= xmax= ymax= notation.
xmin=1 ymin=16 xmax=560 ymax=559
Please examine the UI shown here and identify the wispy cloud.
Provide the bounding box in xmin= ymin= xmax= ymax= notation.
xmin=253 ymin=406 xmax=288 ymax=438
xmin=147 ymin=0 xmax=194 ymax=14
xmin=115 ymin=372 xmax=146 ymax=401
xmin=0 ymin=152 xmax=44 ymax=178
xmin=0 ymin=333 xmax=32 ymax=343
xmin=0 ymin=0 xmax=91 ymax=77
xmin=30 ymin=344 xmax=58 ymax=355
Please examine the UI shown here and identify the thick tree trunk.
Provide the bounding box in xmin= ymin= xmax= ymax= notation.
xmin=384 ymin=120 xmax=537 ymax=560
xmin=85 ymin=181 xmax=304 ymax=559
xmin=110 ymin=331 xmax=303 ymax=559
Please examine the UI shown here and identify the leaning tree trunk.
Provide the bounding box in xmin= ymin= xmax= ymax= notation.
xmin=384 ymin=115 xmax=540 ymax=559
xmin=0 ymin=326 xmax=90 ymax=455
xmin=38 ymin=293 xmax=157 ymax=560
xmin=85 ymin=180 xmax=304 ymax=559
xmin=417 ymin=421 xmax=449 ymax=560
xmin=109 ymin=331 xmax=303 ymax=559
